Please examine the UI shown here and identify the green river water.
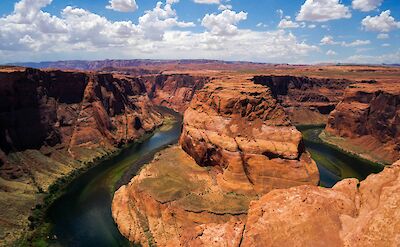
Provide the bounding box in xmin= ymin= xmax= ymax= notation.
xmin=44 ymin=118 xmax=383 ymax=246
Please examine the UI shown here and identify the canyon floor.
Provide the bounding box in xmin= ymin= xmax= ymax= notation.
xmin=0 ymin=62 xmax=400 ymax=246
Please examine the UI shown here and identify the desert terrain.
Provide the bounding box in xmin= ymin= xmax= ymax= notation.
xmin=1 ymin=61 xmax=399 ymax=246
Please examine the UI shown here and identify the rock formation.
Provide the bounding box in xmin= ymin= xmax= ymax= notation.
xmin=252 ymin=76 xmax=354 ymax=125
xmin=180 ymin=78 xmax=319 ymax=195
xmin=0 ymin=68 xmax=163 ymax=243
xmin=112 ymin=78 xmax=319 ymax=246
xmin=142 ymin=74 xmax=208 ymax=113
xmin=324 ymin=83 xmax=400 ymax=164
xmin=242 ymin=159 xmax=400 ymax=247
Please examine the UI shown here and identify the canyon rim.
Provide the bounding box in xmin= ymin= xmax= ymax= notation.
xmin=1 ymin=0 xmax=400 ymax=246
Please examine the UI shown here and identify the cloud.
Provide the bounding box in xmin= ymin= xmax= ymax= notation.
xmin=201 ymin=9 xmax=247 ymax=36
xmin=346 ymin=50 xmax=400 ymax=64
xmin=138 ymin=1 xmax=195 ymax=40
xmin=342 ymin=39 xmax=371 ymax=47
xmin=276 ymin=9 xmax=284 ymax=19
xmin=218 ymin=4 xmax=232 ymax=11
xmin=161 ymin=29 xmax=319 ymax=61
xmin=296 ymin=0 xmax=351 ymax=22
xmin=0 ymin=0 xmax=320 ymax=64
xmin=361 ymin=10 xmax=400 ymax=32
xmin=193 ymin=0 xmax=220 ymax=4
xmin=320 ymin=35 xmax=337 ymax=45
xmin=320 ymin=35 xmax=370 ymax=47
xmin=278 ymin=17 xmax=300 ymax=29
xmin=377 ymin=33 xmax=389 ymax=39
xmin=256 ymin=22 xmax=267 ymax=28
xmin=106 ymin=0 xmax=138 ymax=12
xmin=326 ymin=50 xmax=337 ymax=55
xmin=352 ymin=0 xmax=383 ymax=12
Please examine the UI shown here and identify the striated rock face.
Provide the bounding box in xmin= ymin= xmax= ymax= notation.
xmin=325 ymin=83 xmax=400 ymax=164
xmin=112 ymin=146 xmax=249 ymax=247
xmin=179 ymin=79 xmax=319 ymax=195
xmin=242 ymin=160 xmax=400 ymax=247
xmin=142 ymin=74 xmax=208 ymax=113
xmin=113 ymin=78 xmax=319 ymax=246
xmin=252 ymin=76 xmax=354 ymax=125
xmin=0 ymin=68 xmax=163 ymax=243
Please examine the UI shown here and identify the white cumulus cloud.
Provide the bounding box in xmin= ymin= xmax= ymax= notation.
xmin=352 ymin=0 xmax=383 ymax=12
xmin=377 ymin=33 xmax=389 ymax=39
xmin=106 ymin=0 xmax=138 ymax=12
xmin=320 ymin=35 xmax=370 ymax=47
xmin=201 ymin=9 xmax=247 ymax=36
xmin=361 ymin=10 xmax=400 ymax=32
xmin=326 ymin=50 xmax=337 ymax=55
xmin=138 ymin=1 xmax=195 ymax=40
xmin=0 ymin=0 xmax=323 ymax=64
xmin=193 ymin=0 xmax=220 ymax=4
xmin=297 ymin=0 xmax=351 ymax=22
xmin=278 ymin=17 xmax=300 ymax=29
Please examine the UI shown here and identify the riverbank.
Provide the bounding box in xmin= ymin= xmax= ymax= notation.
xmin=297 ymin=125 xmax=384 ymax=187
xmin=11 ymin=133 xmax=155 ymax=246
xmin=319 ymin=130 xmax=392 ymax=165
xmin=17 ymin=108 xmax=181 ymax=246
xmin=9 ymin=110 xmax=177 ymax=247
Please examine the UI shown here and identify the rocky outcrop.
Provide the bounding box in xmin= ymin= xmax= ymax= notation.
xmin=113 ymin=154 xmax=400 ymax=246
xmin=325 ymin=83 xmax=400 ymax=164
xmin=0 ymin=68 xmax=163 ymax=244
xmin=112 ymin=78 xmax=319 ymax=246
xmin=112 ymin=145 xmax=249 ymax=247
xmin=252 ymin=76 xmax=354 ymax=125
xmin=242 ymin=160 xmax=400 ymax=247
xmin=180 ymin=78 xmax=319 ymax=195
xmin=142 ymin=74 xmax=208 ymax=113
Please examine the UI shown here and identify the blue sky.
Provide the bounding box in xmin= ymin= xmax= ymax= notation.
xmin=0 ymin=0 xmax=399 ymax=64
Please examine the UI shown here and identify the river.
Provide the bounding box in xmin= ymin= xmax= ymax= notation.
xmin=45 ymin=118 xmax=383 ymax=246
xmin=46 ymin=108 xmax=182 ymax=247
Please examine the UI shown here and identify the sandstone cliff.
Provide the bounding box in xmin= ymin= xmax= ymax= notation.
xmin=252 ymin=76 xmax=354 ymax=125
xmin=0 ymin=68 xmax=163 ymax=243
xmin=324 ymin=83 xmax=400 ymax=164
xmin=180 ymin=78 xmax=319 ymax=195
xmin=112 ymin=78 xmax=319 ymax=246
xmin=142 ymin=74 xmax=208 ymax=113
xmin=242 ymin=159 xmax=400 ymax=247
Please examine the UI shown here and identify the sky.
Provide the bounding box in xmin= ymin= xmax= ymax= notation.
xmin=0 ymin=0 xmax=399 ymax=64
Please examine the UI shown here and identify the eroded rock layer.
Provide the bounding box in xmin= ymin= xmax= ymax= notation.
xmin=242 ymin=160 xmax=400 ymax=247
xmin=112 ymin=78 xmax=319 ymax=246
xmin=112 ymin=145 xmax=249 ymax=247
xmin=0 ymin=68 xmax=163 ymax=243
xmin=142 ymin=74 xmax=208 ymax=113
xmin=180 ymin=78 xmax=319 ymax=195
xmin=252 ymin=75 xmax=354 ymax=125
xmin=325 ymin=83 xmax=400 ymax=164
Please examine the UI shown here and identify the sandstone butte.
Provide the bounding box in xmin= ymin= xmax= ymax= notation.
xmin=324 ymin=82 xmax=400 ymax=165
xmin=112 ymin=77 xmax=320 ymax=246
xmin=0 ymin=67 xmax=206 ymax=244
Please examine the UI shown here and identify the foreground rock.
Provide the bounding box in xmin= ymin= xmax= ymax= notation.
xmin=113 ymin=145 xmax=249 ymax=246
xmin=324 ymin=83 xmax=400 ymax=164
xmin=242 ymin=160 xmax=400 ymax=247
xmin=113 ymin=78 xmax=319 ymax=246
xmin=0 ymin=68 xmax=163 ymax=244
